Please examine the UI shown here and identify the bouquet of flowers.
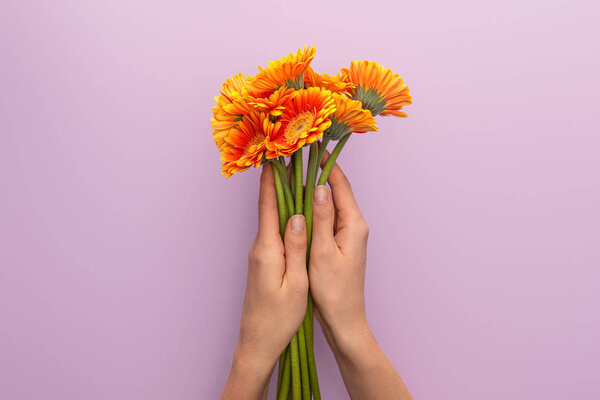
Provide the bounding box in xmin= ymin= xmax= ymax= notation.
xmin=211 ymin=46 xmax=411 ymax=399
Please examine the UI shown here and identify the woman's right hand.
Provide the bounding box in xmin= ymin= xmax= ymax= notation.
xmin=309 ymin=153 xmax=413 ymax=400
xmin=309 ymin=159 xmax=371 ymax=351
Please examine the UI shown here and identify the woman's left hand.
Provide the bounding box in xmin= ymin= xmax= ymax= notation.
xmin=221 ymin=164 xmax=308 ymax=400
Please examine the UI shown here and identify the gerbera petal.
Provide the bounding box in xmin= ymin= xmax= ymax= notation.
xmin=218 ymin=112 xmax=281 ymax=177
xmin=322 ymin=93 xmax=378 ymax=140
xmin=266 ymin=87 xmax=335 ymax=157
xmin=247 ymin=86 xmax=297 ymax=116
xmin=304 ymin=66 xmax=355 ymax=95
xmin=246 ymin=46 xmax=316 ymax=94
xmin=340 ymin=60 xmax=412 ymax=117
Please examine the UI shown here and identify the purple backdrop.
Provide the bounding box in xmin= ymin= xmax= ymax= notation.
xmin=1 ymin=0 xmax=599 ymax=399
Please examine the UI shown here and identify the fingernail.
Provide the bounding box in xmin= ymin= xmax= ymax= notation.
xmin=314 ymin=185 xmax=329 ymax=204
xmin=290 ymin=215 xmax=306 ymax=233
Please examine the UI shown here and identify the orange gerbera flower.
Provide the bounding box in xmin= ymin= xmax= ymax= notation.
xmin=340 ymin=61 xmax=412 ymax=117
xmin=247 ymin=86 xmax=297 ymax=117
xmin=215 ymin=72 xmax=246 ymax=104
xmin=267 ymin=87 xmax=335 ymax=157
xmin=304 ymin=66 xmax=354 ymax=95
xmin=220 ymin=113 xmax=281 ymax=178
xmin=211 ymin=106 xmax=239 ymax=149
xmin=324 ymin=93 xmax=378 ymax=140
xmin=211 ymin=73 xmax=254 ymax=149
xmin=246 ymin=46 xmax=317 ymax=94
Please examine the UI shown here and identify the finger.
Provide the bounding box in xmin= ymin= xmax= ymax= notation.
xmin=311 ymin=185 xmax=337 ymax=251
xmin=318 ymin=149 xmax=331 ymax=168
xmin=319 ymin=150 xmax=363 ymax=221
xmin=283 ymin=215 xmax=308 ymax=287
xmin=258 ymin=164 xmax=280 ymax=241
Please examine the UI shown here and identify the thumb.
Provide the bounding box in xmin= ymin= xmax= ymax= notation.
xmin=312 ymin=185 xmax=337 ymax=252
xmin=283 ymin=214 xmax=308 ymax=288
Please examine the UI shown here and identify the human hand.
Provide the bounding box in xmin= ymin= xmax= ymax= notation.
xmin=308 ymin=154 xmax=371 ymax=352
xmin=221 ymin=164 xmax=309 ymax=400
xmin=308 ymin=155 xmax=413 ymax=400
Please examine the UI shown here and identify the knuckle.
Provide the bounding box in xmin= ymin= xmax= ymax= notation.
xmin=254 ymin=242 xmax=271 ymax=255
xmin=256 ymin=240 xmax=280 ymax=255
xmin=249 ymin=241 xmax=278 ymax=264
xmin=248 ymin=248 xmax=264 ymax=265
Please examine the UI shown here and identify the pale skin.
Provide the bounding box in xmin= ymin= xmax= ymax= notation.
xmin=220 ymin=155 xmax=413 ymax=400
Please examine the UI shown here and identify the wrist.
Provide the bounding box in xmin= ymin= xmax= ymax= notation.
xmin=231 ymin=340 xmax=275 ymax=380
xmin=221 ymin=343 xmax=273 ymax=400
xmin=326 ymin=322 xmax=387 ymax=379
xmin=321 ymin=316 xmax=374 ymax=359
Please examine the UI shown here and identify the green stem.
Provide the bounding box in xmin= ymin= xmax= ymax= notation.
xmin=273 ymin=162 xmax=294 ymax=399
xmin=272 ymin=163 xmax=288 ymax=237
xmin=303 ymin=143 xmax=322 ymax=399
xmin=317 ymin=133 xmax=351 ymax=186
xmin=277 ymin=346 xmax=288 ymax=396
xmin=305 ymin=294 xmax=320 ymax=399
xmin=292 ymin=148 xmax=309 ymax=399
xmin=274 ymin=157 xmax=303 ymax=399
xmin=304 ymin=143 xmax=318 ymax=249
xmin=290 ymin=156 xmax=296 ymax=199
xmin=276 ymin=148 xmax=321 ymax=399
xmin=297 ymin=322 xmax=310 ymax=400
xmin=290 ymin=333 xmax=302 ymax=400
xmin=316 ymin=136 xmax=331 ymax=169
xmin=278 ymin=345 xmax=292 ymax=400
xmin=272 ymin=159 xmax=295 ymax=218
xmin=294 ymin=148 xmax=303 ymax=214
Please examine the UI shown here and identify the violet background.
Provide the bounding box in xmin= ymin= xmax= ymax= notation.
xmin=1 ymin=0 xmax=599 ymax=399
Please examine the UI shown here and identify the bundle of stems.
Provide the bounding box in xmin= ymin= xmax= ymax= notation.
xmin=271 ymin=134 xmax=350 ymax=400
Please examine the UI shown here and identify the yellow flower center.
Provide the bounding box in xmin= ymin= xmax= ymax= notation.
xmin=284 ymin=112 xmax=315 ymax=143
